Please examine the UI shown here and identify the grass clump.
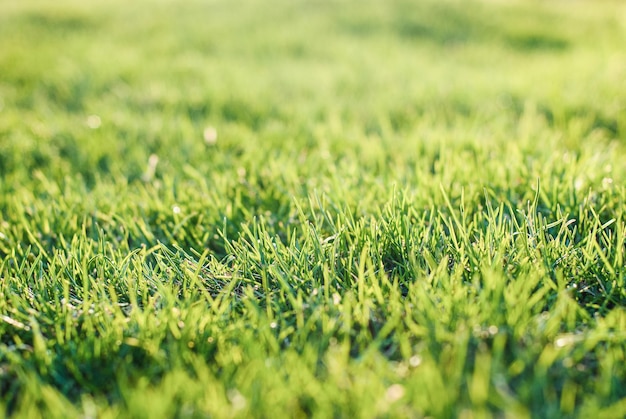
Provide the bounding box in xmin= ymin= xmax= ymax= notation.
xmin=1 ymin=0 xmax=626 ymax=417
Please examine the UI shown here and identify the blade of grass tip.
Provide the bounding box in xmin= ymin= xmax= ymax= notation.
xmin=416 ymin=207 xmax=435 ymax=256
xmin=591 ymin=239 xmax=616 ymax=278
xmin=439 ymin=184 xmax=478 ymax=267
xmin=179 ymin=246 xmax=218 ymax=305
xmin=614 ymin=216 xmax=624 ymax=269
xmin=356 ymin=242 xmax=369 ymax=304
xmin=531 ymin=177 xmax=540 ymax=214
xmin=238 ymin=220 xmax=273 ymax=317
xmin=312 ymin=191 xmax=337 ymax=232
xmin=17 ymin=213 xmax=49 ymax=261
xmin=438 ymin=186 xmax=461 ymax=252
xmin=212 ymin=270 xmax=245 ymax=319
xmin=267 ymin=264 xmax=303 ymax=325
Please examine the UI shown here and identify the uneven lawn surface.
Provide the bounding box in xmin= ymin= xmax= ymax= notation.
xmin=1 ymin=0 xmax=626 ymax=417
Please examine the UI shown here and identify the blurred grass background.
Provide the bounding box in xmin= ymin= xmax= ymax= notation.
xmin=1 ymin=0 xmax=624 ymax=185
xmin=1 ymin=0 xmax=626 ymax=417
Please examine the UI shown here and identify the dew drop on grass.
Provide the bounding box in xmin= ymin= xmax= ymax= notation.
xmin=574 ymin=178 xmax=584 ymax=190
xmin=385 ymin=384 xmax=405 ymax=402
xmin=227 ymin=389 xmax=247 ymax=411
xmin=86 ymin=114 xmax=101 ymax=129
xmin=409 ymin=355 xmax=422 ymax=367
xmin=142 ymin=154 xmax=159 ymax=182
xmin=204 ymin=126 xmax=217 ymax=145
xmin=555 ymin=335 xmax=577 ymax=348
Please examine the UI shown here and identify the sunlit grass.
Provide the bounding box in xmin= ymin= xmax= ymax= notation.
xmin=1 ymin=0 xmax=626 ymax=417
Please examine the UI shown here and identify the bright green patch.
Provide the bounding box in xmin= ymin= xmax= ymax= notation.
xmin=1 ymin=0 xmax=626 ymax=417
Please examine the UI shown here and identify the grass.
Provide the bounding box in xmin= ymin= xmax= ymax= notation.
xmin=1 ymin=0 xmax=626 ymax=417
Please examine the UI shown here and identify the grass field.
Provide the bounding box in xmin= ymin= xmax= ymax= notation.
xmin=1 ymin=0 xmax=626 ymax=417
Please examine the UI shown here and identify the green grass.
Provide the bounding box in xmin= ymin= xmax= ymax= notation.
xmin=1 ymin=0 xmax=626 ymax=417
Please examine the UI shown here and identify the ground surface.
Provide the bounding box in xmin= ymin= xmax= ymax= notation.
xmin=1 ymin=0 xmax=626 ymax=417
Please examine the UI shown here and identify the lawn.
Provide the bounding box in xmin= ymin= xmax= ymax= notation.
xmin=1 ymin=0 xmax=625 ymax=417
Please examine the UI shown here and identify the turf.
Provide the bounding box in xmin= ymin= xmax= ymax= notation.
xmin=1 ymin=0 xmax=626 ymax=417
